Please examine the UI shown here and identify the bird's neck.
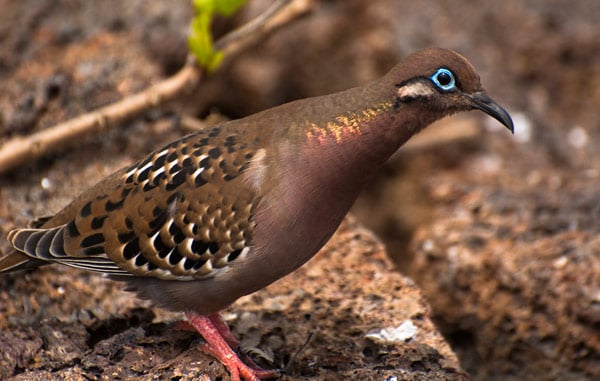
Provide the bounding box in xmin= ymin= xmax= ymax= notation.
xmin=298 ymin=83 xmax=420 ymax=185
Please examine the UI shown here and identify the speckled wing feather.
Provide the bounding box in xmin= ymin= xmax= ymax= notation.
xmin=7 ymin=125 xmax=261 ymax=280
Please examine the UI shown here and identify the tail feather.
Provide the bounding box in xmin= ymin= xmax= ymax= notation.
xmin=2 ymin=227 xmax=65 ymax=273
xmin=9 ymin=227 xmax=65 ymax=259
xmin=0 ymin=250 xmax=46 ymax=272
xmin=3 ymin=226 xmax=123 ymax=275
xmin=23 ymin=230 xmax=47 ymax=258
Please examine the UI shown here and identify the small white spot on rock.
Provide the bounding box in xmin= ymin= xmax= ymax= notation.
xmin=422 ymin=239 xmax=434 ymax=252
xmin=567 ymin=126 xmax=588 ymax=148
xmin=365 ymin=319 xmax=418 ymax=343
xmin=553 ymin=256 xmax=568 ymax=269
xmin=40 ymin=177 xmax=52 ymax=190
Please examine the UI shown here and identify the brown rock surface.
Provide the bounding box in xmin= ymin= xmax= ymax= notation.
xmin=0 ymin=216 xmax=465 ymax=380
xmin=410 ymin=162 xmax=600 ymax=381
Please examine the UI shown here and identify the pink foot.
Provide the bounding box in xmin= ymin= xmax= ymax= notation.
xmin=185 ymin=312 xmax=278 ymax=381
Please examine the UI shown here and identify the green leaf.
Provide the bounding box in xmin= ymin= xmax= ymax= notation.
xmin=214 ymin=0 xmax=247 ymax=16
xmin=188 ymin=0 xmax=247 ymax=72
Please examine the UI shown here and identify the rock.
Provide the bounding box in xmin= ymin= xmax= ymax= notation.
xmin=1 ymin=216 xmax=466 ymax=380
xmin=411 ymin=169 xmax=600 ymax=381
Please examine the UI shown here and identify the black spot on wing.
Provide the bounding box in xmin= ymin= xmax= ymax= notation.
xmin=224 ymin=136 xmax=237 ymax=153
xmin=152 ymin=206 xmax=163 ymax=217
xmin=81 ymin=233 xmax=104 ymax=248
xmin=152 ymin=153 xmax=167 ymax=169
xmin=67 ymin=221 xmax=80 ymax=238
xmin=91 ymin=215 xmax=107 ymax=230
xmin=168 ymin=223 xmax=185 ymax=244
xmin=151 ymin=171 xmax=166 ymax=186
xmin=165 ymin=167 xmax=191 ymax=191
xmin=138 ymin=156 xmax=153 ymax=171
xmin=195 ymin=172 xmax=207 ymax=187
xmin=168 ymin=249 xmax=183 ymax=266
xmin=123 ymin=239 xmax=140 ymax=260
xmin=191 ymin=240 xmax=209 ymax=254
xmin=169 ymin=163 xmax=182 ymax=174
xmin=134 ymin=254 xmax=148 ymax=267
xmin=208 ymin=147 xmax=221 ymax=159
xmin=118 ymin=231 xmax=137 ymax=244
xmin=228 ymin=248 xmax=243 ymax=262
xmin=183 ymin=258 xmax=196 ymax=270
xmin=121 ymin=187 xmax=132 ymax=199
xmin=192 ymin=258 xmax=208 ymax=270
xmin=82 ymin=246 xmax=105 ymax=256
xmin=208 ymin=126 xmax=221 ymax=137
xmin=105 ymin=198 xmax=125 ymax=212
xmin=208 ymin=242 xmax=219 ymax=255
xmin=148 ymin=216 xmax=165 ymax=231
xmin=81 ymin=202 xmax=92 ymax=217
xmin=137 ymin=166 xmax=151 ymax=182
xmin=166 ymin=150 xmax=178 ymax=163
xmin=153 ymin=234 xmax=171 ymax=258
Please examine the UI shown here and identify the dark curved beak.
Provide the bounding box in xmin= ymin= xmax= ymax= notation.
xmin=469 ymin=91 xmax=514 ymax=133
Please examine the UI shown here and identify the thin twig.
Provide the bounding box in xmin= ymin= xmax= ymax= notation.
xmin=0 ymin=0 xmax=315 ymax=175
xmin=215 ymin=0 xmax=315 ymax=59
xmin=0 ymin=60 xmax=200 ymax=174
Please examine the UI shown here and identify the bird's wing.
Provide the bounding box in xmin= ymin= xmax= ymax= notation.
xmin=4 ymin=127 xmax=262 ymax=280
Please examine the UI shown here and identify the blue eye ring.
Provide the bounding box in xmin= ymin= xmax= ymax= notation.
xmin=430 ymin=68 xmax=456 ymax=91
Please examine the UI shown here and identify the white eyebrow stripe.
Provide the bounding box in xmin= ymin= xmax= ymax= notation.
xmin=397 ymin=81 xmax=434 ymax=99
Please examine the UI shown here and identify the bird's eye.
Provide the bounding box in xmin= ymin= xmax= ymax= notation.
xmin=430 ymin=68 xmax=456 ymax=91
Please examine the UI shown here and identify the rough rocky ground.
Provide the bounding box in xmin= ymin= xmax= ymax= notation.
xmin=1 ymin=0 xmax=600 ymax=380
xmin=1 ymin=216 xmax=464 ymax=380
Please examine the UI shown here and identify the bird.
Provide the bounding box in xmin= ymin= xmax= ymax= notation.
xmin=0 ymin=48 xmax=513 ymax=380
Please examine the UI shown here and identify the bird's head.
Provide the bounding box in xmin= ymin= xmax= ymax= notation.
xmin=387 ymin=48 xmax=514 ymax=133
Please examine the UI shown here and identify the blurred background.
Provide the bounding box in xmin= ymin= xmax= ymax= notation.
xmin=1 ymin=1 xmax=600 ymax=380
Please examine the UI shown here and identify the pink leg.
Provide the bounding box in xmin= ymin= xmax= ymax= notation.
xmin=207 ymin=313 xmax=274 ymax=372
xmin=185 ymin=312 xmax=278 ymax=381
xmin=175 ymin=313 xmax=239 ymax=347
xmin=208 ymin=312 xmax=240 ymax=348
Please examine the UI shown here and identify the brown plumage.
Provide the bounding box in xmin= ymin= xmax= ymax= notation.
xmin=0 ymin=48 xmax=513 ymax=380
